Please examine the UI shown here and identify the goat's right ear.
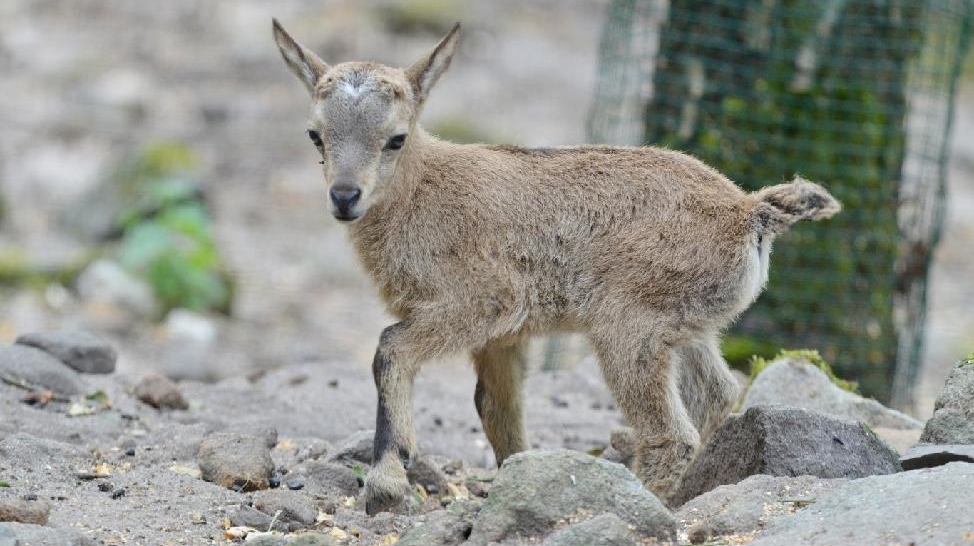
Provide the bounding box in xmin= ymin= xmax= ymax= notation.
xmin=272 ymin=18 xmax=329 ymax=95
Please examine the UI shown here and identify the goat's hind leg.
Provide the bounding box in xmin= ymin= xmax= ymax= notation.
xmin=472 ymin=340 xmax=528 ymax=466
xmin=678 ymin=334 xmax=740 ymax=442
xmin=590 ymin=327 xmax=700 ymax=503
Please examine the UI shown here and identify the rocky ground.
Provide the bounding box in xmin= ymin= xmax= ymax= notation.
xmin=1 ymin=2 xmax=973 ymax=545
xmin=2 ymin=334 xmax=973 ymax=545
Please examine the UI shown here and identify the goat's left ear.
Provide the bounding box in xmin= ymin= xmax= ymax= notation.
xmin=273 ymin=18 xmax=329 ymax=95
xmin=406 ymin=23 xmax=461 ymax=104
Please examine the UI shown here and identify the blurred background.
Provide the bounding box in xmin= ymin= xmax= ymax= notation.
xmin=0 ymin=0 xmax=970 ymax=418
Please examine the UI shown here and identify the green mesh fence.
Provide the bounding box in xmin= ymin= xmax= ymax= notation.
xmin=589 ymin=0 xmax=972 ymax=406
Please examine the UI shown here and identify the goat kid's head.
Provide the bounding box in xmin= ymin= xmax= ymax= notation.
xmin=273 ymin=19 xmax=460 ymax=222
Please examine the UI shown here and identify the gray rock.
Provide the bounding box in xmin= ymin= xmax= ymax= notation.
xmin=240 ymin=533 xmax=338 ymax=546
xmin=134 ymin=374 xmax=189 ymax=410
xmin=0 ymin=345 xmax=87 ymax=396
xmin=676 ymin=475 xmax=845 ymax=542
xmin=197 ymin=432 xmax=274 ymax=491
xmin=15 ymin=331 xmax=117 ymax=374
xmin=289 ymin=460 xmax=362 ymax=497
xmin=244 ymin=535 xmax=286 ymax=546
xmin=0 ymin=499 xmax=50 ymax=525
xmin=229 ymin=505 xmax=272 ymax=530
xmin=406 ymin=455 xmax=449 ymax=495
xmin=326 ymin=429 xmax=374 ymax=465
xmin=543 ymin=513 xmax=637 ymax=546
xmin=252 ymin=489 xmax=317 ymax=530
xmin=751 ymin=462 xmax=974 ymax=545
xmin=742 ymin=357 xmax=922 ymax=431
xmin=921 ymin=357 xmax=974 ymax=444
xmin=672 ymin=406 xmax=901 ymax=506
xmin=467 ymin=449 xmax=675 ymax=544
xmin=900 ymin=443 xmax=974 ymax=470
xmin=397 ymin=500 xmax=479 ymax=546
xmin=0 ymin=522 xmax=95 ymax=546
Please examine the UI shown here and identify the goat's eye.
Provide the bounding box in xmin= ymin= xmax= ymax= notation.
xmin=385 ymin=134 xmax=407 ymax=150
xmin=308 ymin=130 xmax=323 ymax=148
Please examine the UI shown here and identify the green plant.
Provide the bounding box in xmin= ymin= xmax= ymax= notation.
xmin=115 ymin=143 xmax=233 ymax=315
xmin=748 ymin=348 xmax=859 ymax=393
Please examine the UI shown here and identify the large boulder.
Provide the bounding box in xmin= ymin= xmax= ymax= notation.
xmin=15 ymin=331 xmax=117 ymax=374
xmin=750 ymin=462 xmax=974 ymax=545
xmin=467 ymin=449 xmax=675 ymax=544
xmin=921 ymin=356 xmax=974 ymax=444
xmin=672 ymin=406 xmax=901 ymax=506
xmin=0 ymin=345 xmax=87 ymax=396
xmin=676 ymin=474 xmax=845 ymax=543
xmin=742 ymin=356 xmax=922 ymax=451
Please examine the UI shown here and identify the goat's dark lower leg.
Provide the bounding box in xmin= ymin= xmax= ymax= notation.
xmin=365 ymin=323 xmax=419 ymax=516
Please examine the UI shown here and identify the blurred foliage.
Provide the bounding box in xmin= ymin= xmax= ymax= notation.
xmin=374 ymin=0 xmax=463 ymax=35
xmin=0 ymin=249 xmax=93 ymax=289
xmin=722 ymin=335 xmax=780 ymax=372
xmin=114 ymin=142 xmax=233 ymax=315
xmin=430 ymin=116 xmax=495 ymax=144
xmin=641 ymin=0 xmax=947 ymax=403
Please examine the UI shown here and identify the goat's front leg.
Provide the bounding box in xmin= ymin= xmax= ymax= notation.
xmin=365 ymin=322 xmax=423 ymax=515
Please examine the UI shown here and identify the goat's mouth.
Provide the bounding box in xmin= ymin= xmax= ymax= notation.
xmin=332 ymin=211 xmax=361 ymax=222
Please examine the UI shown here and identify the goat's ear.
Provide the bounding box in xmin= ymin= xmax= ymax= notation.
xmin=273 ymin=18 xmax=328 ymax=95
xmin=405 ymin=23 xmax=461 ymax=104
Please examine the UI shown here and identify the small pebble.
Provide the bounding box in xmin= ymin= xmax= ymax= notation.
xmin=110 ymin=487 xmax=125 ymax=499
xmin=269 ymin=475 xmax=282 ymax=489
xmin=125 ymin=447 xmax=136 ymax=457
xmin=327 ymin=379 xmax=339 ymax=388
xmin=23 ymin=493 xmax=37 ymax=501
xmin=433 ymin=417 xmax=443 ymax=427
xmin=190 ymin=512 xmax=207 ymax=525
xmin=286 ymin=478 xmax=304 ymax=490
xmin=98 ymin=482 xmax=113 ymax=492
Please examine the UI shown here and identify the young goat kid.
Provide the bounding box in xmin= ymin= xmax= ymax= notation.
xmin=272 ymin=21 xmax=840 ymax=514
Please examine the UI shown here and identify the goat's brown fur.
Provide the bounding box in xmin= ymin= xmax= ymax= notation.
xmin=272 ymin=20 xmax=841 ymax=514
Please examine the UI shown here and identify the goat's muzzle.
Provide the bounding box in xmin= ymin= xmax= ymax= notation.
xmin=329 ymin=183 xmax=362 ymax=221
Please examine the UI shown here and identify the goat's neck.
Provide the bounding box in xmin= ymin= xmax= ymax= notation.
xmin=346 ymin=125 xmax=437 ymax=278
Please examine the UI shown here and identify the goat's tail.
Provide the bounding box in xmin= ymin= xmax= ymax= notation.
xmin=752 ymin=176 xmax=841 ymax=236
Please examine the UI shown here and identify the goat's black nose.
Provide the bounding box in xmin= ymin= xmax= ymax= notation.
xmin=329 ymin=186 xmax=361 ymax=210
